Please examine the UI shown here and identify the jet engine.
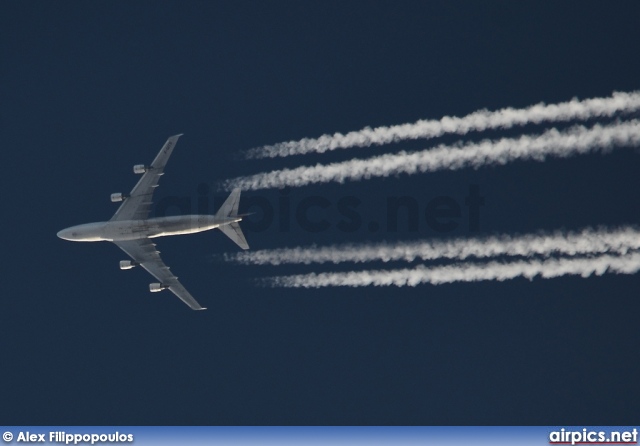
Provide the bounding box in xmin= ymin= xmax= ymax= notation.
xmin=119 ymin=260 xmax=138 ymax=270
xmin=133 ymin=164 xmax=149 ymax=174
xmin=149 ymin=283 xmax=169 ymax=292
xmin=110 ymin=192 xmax=129 ymax=202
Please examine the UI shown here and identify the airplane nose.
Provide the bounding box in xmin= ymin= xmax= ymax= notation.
xmin=57 ymin=228 xmax=72 ymax=240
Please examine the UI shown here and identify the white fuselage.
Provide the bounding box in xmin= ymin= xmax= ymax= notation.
xmin=57 ymin=215 xmax=238 ymax=242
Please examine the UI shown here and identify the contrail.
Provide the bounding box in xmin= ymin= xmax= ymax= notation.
xmin=224 ymin=120 xmax=640 ymax=190
xmin=225 ymin=226 xmax=640 ymax=266
xmin=265 ymin=251 xmax=640 ymax=288
xmin=244 ymin=91 xmax=640 ymax=159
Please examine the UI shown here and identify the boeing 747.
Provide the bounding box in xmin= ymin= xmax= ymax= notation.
xmin=57 ymin=134 xmax=248 ymax=310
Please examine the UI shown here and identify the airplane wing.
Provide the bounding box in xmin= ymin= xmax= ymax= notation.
xmin=110 ymin=134 xmax=183 ymax=222
xmin=114 ymin=238 xmax=206 ymax=310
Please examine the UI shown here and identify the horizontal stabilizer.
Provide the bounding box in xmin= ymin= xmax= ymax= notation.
xmin=219 ymin=222 xmax=249 ymax=250
xmin=216 ymin=188 xmax=241 ymax=218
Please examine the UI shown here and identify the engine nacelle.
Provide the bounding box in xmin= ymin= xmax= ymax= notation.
xmin=119 ymin=260 xmax=138 ymax=270
xmin=149 ymin=283 xmax=169 ymax=293
xmin=110 ymin=192 xmax=129 ymax=202
xmin=133 ymin=164 xmax=149 ymax=174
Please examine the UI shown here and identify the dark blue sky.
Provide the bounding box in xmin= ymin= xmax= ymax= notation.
xmin=2 ymin=1 xmax=639 ymax=425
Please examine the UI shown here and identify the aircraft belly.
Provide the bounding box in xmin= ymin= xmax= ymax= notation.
xmin=147 ymin=215 xmax=218 ymax=238
xmin=150 ymin=228 xmax=205 ymax=237
xmin=103 ymin=220 xmax=153 ymax=241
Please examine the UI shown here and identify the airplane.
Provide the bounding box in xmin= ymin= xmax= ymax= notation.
xmin=57 ymin=134 xmax=248 ymax=310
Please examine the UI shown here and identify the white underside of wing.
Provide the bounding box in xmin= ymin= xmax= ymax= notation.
xmin=115 ymin=238 xmax=206 ymax=310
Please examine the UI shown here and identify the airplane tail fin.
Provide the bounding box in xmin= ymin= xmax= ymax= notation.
xmin=216 ymin=188 xmax=249 ymax=250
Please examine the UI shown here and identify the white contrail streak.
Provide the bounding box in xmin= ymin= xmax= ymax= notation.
xmin=224 ymin=120 xmax=640 ymax=190
xmin=225 ymin=226 xmax=640 ymax=266
xmin=265 ymin=251 xmax=640 ymax=288
xmin=244 ymin=91 xmax=640 ymax=159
